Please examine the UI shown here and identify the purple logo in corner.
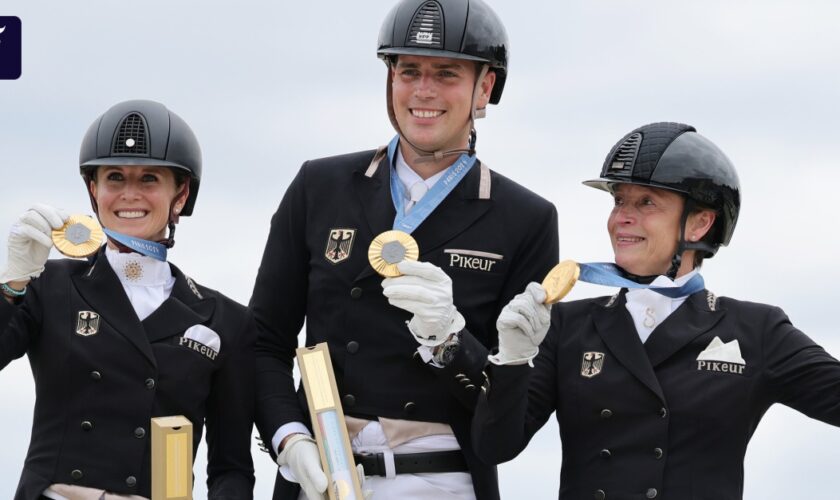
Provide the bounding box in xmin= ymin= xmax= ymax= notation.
xmin=0 ymin=16 xmax=21 ymax=80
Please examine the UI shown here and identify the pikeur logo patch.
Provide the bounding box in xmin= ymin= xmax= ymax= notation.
xmin=696 ymin=336 xmax=746 ymax=375
xmin=445 ymin=249 xmax=503 ymax=272
xmin=325 ymin=228 xmax=355 ymax=264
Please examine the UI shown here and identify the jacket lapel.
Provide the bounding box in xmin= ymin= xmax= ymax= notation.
xmin=71 ymin=252 xmax=156 ymax=367
xmin=352 ymin=156 xmax=492 ymax=282
xmin=644 ymin=290 xmax=725 ymax=368
xmin=353 ymin=154 xmax=396 ymax=244
xmin=142 ymin=265 xmax=215 ymax=344
xmin=590 ymin=293 xmax=665 ymax=403
xmin=411 ymin=161 xmax=492 ymax=254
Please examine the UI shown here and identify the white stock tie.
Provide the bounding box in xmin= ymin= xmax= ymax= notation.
xmin=405 ymin=181 xmax=428 ymax=214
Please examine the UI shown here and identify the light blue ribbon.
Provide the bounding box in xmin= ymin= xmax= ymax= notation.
xmin=578 ymin=262 xmax=704 ymax=298
xmin=103 ymin=228 xmax=167 ymax=261
xmin=388 ymin=135 xmax=477 ymax=233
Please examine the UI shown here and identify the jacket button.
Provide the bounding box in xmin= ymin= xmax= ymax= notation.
xmin=455 ymin=373 xmax=467 ymax=380
xmin=346 ymin=341 xmax=359 ymax=354
xmin=404 ymin=401 xmax=416 ymax=415
xmin=126 ymin=476 xmax=137 ymax=487
xmin=599 ymin=449 xmax=611 ymax=459
xmin=343 ymin=394 xmax=356 ymax=408
xmin=134 ymin=427 xmax=146 ymax=439
xmin=71 ymin=469 xmax=83 ymax=480
xmin=145 ymin=378 xmax=156 ymax=389
xmin=90 ymin=371 xmax=102 ymax=381
xmin=646 ymin=488 xmax=658 ymax=498
xmin=600 ymin=409 xmax=613 ymax=419
xmin=350 ymin=287 xmax=363 ymax=299
xmin=594 ymin=489 xmax=606 ymax=500
xmin=659 ymin=407 xmax=668 ymax=418
xmin=459 ymin=378 xmax=471 ymax=385
xmin=464 ymin=384 xmax=476 ymax=391
xmin=654 ymin=447 xmax=663 ymax=459
xmin=81 ymin=420 xmax=93 ymax=431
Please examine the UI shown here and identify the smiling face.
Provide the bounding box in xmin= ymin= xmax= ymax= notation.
xmin=90 ymin=166 xmax=188 ymax=242
xmin=390 ymin=55 xmax=495 ymax=165
xmin=608 ymin=184 xmax=715 ymax=277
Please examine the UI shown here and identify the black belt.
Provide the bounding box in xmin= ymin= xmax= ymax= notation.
xmin=353 ymin=450 xmax=468 ymax=476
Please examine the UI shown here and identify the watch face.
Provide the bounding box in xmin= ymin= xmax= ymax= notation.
xmin=434 ymin=336 xmax=461 ymax=366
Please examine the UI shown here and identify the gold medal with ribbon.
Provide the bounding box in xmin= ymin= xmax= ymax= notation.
xmin=52 ymin=215 xmax=104 ymax=258
xmin=542 ymin=260 xmax=580 ymax=304
xmin=368 ymin=230 xmax=419 ymax=277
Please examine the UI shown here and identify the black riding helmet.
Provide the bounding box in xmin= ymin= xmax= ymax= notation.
xmin=377 ymin=0 xmax=509 ymax=159
xmin=377 ymin=0 xmax=509 ymax=104
xmin=79 ymin=99 xmax=202 ymax=248
xmin=584 ymin=122 xmax=741 ymax=277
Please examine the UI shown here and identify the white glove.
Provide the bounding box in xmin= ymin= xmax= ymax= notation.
xmin=382 ymin=260 xmax=465 ymax=347
xmin=276 ymin=434 xmax=328 ymax=500
xmin=489 ymin=282 xmax=552 ymax=366
xmin=0 ymin=204 xmax=68 ymax=283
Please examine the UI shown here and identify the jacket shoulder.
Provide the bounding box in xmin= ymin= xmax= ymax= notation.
xmin=301 ymin=149 xmax=381 ymax=177
xmin=716 ymin=295 xmax=787 ymax=318
xmin=485 ymin=166 xmax=555 ymax=212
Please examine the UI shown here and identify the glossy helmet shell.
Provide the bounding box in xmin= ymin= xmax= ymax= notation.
xmin=584 ymin=122 xmax=740 ymax=249
xmin=377 ymin=0 xmax=509 ymax=104
xmin=79 ymin=99 xmax=202 ymax=216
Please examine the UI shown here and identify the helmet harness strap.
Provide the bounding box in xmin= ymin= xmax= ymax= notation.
xmin=666 ymin=198 xmax=694 ymax=279
xmin=667 ymin=197 xmax=719 ymax=279
xmin=386 ymin=60 xmax=489 ymax=163
xmin=84 ymin=170 xmax=186 ymax=253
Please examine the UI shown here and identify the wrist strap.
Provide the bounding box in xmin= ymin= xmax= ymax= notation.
xmin=1 ymin=282 xmax=26 ymax=298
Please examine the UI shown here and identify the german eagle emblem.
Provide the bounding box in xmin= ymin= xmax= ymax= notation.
xmin=581 ymin=351 xmax=605 ymax=378
xmin=324 ymin=228 xmax=356 ymax=264
xmin=76 ymin=311 xmax=100 ymax=337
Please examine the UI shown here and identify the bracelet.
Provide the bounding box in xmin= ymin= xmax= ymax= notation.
xmin=1 ymin=282 xmax=27 ymax=298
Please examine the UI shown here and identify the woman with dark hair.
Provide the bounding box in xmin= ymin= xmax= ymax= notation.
xmin=0 ymin=100 xmax=256 ymax=500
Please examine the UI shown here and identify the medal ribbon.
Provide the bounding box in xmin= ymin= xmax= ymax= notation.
xmin=103 ymin=229 xmax=167 ymax=261
xmin=387 ymin=135 xmax=477 ymax=233
xmin=578 ymin=262 xmax=704 ymax=298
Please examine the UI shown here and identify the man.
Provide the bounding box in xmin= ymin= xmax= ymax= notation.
xmin=250 ymin=1 xmax=558 ymax=498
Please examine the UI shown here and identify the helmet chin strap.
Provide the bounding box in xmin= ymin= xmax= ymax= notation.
xmin=86 ymin=176 xmax=185 ymax=253
xmin=666 ymin=198 xmax=718 ymax=279
xmin=385 ymin=62 xmax=489 ymax=163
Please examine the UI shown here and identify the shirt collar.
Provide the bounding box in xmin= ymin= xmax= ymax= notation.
xmin=105 ymin=246 xmax=172 ymax=287
xmin=394 ymin=145 xmax=447 ymax=196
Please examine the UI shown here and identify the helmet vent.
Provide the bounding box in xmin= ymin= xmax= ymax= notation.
xmin=609 ymin=133 xmax=641 ymax=174
xmin=407 ymin=1 xmax=443 ymax=48
xmin=112 ymin=113 xmax=149 ymax=156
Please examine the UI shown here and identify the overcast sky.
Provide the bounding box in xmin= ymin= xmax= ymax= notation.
xmin=1 ymin=0 xmax=839 ymax=498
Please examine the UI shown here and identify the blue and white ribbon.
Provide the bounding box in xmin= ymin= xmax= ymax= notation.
xmin=578 ymin=262 xmax=704 ymax=298
xmin=387 ymin=135 xmax=476 ymax=233
xmin=103 ymin=228 xmax=167 ymax=261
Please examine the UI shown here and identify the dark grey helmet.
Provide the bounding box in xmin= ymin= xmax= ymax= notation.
xmin=377 ymin=0 xmax=509 ymax=104
xmin=585 ymin=122 xmax=741 ymax=252
xmin=79 ymin=99 xmax=202 ymax=216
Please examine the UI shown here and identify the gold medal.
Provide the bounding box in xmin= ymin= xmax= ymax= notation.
xmin=52 ymin=215 xmax=104 ymax=258
xmin=367 ymin=230 xmax=419 ymax=277
xmin=542 ymin=260 xmax=580 ymax=304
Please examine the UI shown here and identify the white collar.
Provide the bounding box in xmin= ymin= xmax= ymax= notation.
xmin=625 ymin=269 xmax=700 ymax=343
xmin=645 ymin=268 xmax=699 ymax=290
xmin=105 ymin=246 xmax=172 ymax=287
xmin=394 ymin=145 xmax=447 ymax=195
